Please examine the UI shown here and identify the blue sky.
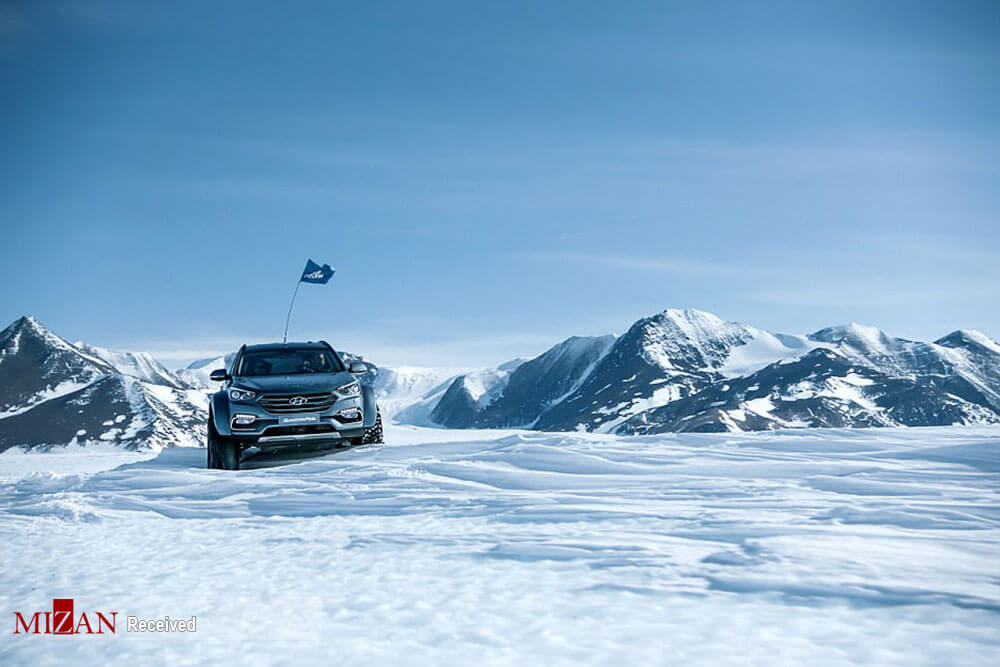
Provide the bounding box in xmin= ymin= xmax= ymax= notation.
xmin=2 ymin=1 xmax=998 ymax=366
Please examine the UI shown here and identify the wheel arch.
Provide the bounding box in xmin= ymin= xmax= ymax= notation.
xmin=361 ymin=385 xmax=378 ymax=428
xmin=210 ymin=391 xmax=233 ymax=436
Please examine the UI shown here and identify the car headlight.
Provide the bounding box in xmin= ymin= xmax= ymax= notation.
xmin=335 ymin=381 xmax=361 ymax=397
xmin=229 ymin=388 xmax=257 ymax=401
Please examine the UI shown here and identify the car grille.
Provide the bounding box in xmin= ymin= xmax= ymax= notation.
xmin=262 ymin=423 xmax=335 ymax=437
xmin=257 ymin=392 xmax=336 ymax=414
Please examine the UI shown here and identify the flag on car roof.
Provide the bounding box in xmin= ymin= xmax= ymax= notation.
xmin=300 ymin=259 xmax=335 ymax=284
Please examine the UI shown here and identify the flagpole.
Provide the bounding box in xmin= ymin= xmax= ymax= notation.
xmin=283 ymin=278 xmax=302 ymax=344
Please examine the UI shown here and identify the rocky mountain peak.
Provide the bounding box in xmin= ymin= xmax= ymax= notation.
xmin=935 ymin=329 xmax=1000 ymax=355
xmin=629 ymin=308 xmax=752 ymax=371
xmin=809 ymin=322 xmax=895 ymax=352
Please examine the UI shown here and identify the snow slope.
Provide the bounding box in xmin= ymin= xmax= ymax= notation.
xmin=370 ymin=365 xmax=469 ymax=422
xmin=1 ymin=425 xmax=998 ymax=664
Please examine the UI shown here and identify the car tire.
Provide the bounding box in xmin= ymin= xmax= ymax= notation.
xmin=207 ymin=418 xmax=219 ymax=469
xmin=219 ymin=440 xmax=241 ymax=470
xmin=207 ymin=418 xmax=241 ymax=470
xmin=361 ymin=407 xmax=384 ymax=445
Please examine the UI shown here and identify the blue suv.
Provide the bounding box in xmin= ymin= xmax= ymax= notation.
xmin=207 ymin=341 xmax=382 ymax=470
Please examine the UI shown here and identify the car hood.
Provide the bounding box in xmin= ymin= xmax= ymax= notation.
xmin=231 ymin=372 xmax=354 ymax=394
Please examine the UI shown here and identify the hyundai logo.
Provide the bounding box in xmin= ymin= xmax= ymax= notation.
xmin=289 ymin=396 xmax=308 ymax=406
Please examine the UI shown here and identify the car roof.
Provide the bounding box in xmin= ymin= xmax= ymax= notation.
xmin=242 ymin=341 xmax=332 ymax=352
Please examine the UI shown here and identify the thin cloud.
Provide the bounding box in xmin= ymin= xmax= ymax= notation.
xmin=518 ymin=250 xmax=734 ymax=276
xmin=747 ymin=284 xmax=1000 ymax=308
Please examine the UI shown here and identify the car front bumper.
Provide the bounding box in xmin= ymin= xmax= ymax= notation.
xmin=225 ymin=396 xmax=366 ymax=446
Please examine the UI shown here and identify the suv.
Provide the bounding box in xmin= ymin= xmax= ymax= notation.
xmin=206 ymin=341 xmax=383 ymax=470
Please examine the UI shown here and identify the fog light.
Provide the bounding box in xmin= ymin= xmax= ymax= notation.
xmin=337 ymin=408 xmax=362 ymax=421
xmin=232 ymin=413 xmax=256 ymax=426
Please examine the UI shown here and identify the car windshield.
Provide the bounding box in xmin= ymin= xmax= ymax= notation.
xmin=236 ymin=348 xmax=343 ymax=376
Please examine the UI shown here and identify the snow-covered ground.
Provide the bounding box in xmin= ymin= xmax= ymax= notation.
xmin=1 ymin=425 xmax=999 ymax=665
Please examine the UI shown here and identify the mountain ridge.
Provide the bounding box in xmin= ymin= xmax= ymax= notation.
xmin=3 ymin=309 xmax=999 ymax=451
xmin=424 ymin=308 xmax=1000 ymax=434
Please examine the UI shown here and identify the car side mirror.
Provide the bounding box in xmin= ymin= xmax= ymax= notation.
xmin=348 ymin=362 xmax=367 ymax=375
xmin=209 ymin=369 xmax=230 ymax=382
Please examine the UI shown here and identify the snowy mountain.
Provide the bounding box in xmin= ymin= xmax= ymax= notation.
xmin=4 ymin=308 xmax=1000 ymax=451
xmin=534 ymin=310 xmax=758 ymax=433
xmin=0 ymin=316 xmax=208 ymax=452
xmin=525 ymin=309 xmax=825 ymax=433
xmin=175 ymin=354 xmax=235 ymax=388
xmin=415 ymin=309 xmax=1000 ymax=434
xmin=429 ymin=358 xmax=527 ymax=427
xmin=369 ymin=365 xmax=469 ymax=423
xmin=431 ymin=338 xmax=613 ymax=428
xmin=76 ymin=342 xmax=190 ymax=389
